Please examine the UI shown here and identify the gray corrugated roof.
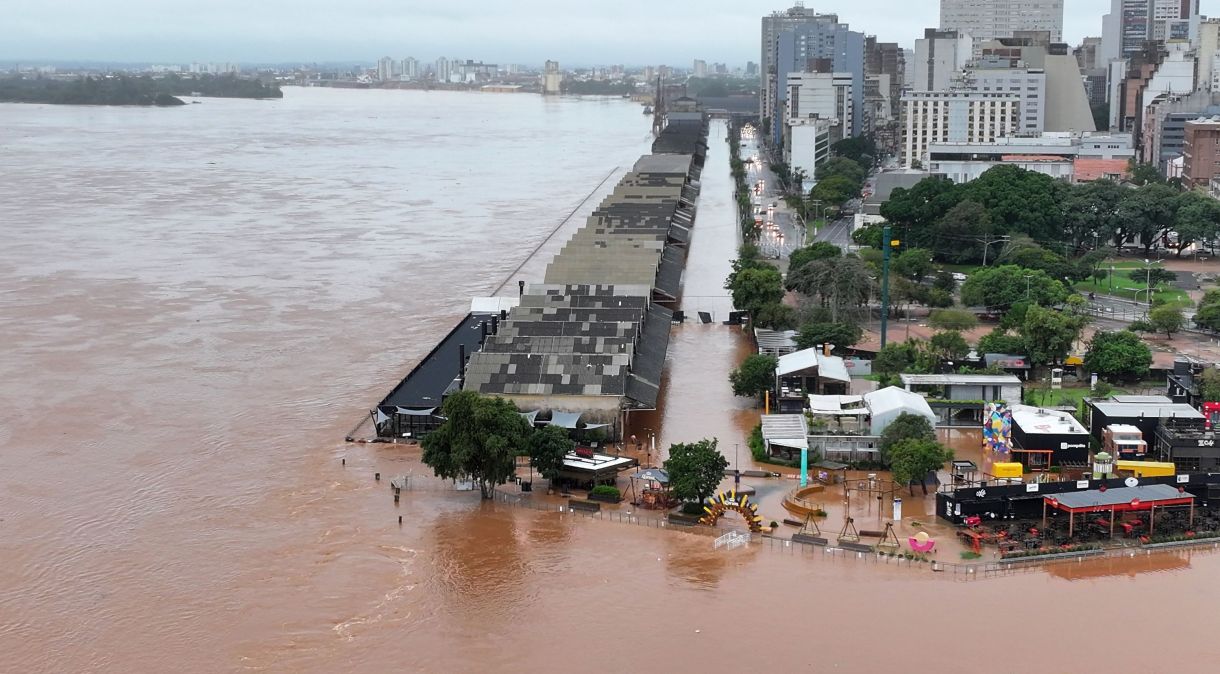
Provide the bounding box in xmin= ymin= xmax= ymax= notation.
xmin=1049 ymin=484 xmax=1192 ymax=510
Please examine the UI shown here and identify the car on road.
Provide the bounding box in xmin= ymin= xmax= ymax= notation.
xmin=951 ymin=272 xmax=967 ymax=281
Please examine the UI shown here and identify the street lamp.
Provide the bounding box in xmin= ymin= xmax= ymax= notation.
xmin=1024 ymin=274 xmax=1033 ymax=301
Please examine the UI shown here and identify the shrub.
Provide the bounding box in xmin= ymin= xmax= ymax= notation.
xmin=769 ymin=520 xmax=779 ymax=529
xmin=590 ymin=485 xmax=620 ymax=499
xmin=680 ymin=501 xmax=706 ymax=515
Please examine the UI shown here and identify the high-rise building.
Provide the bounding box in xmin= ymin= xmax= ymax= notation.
xmin=1193 ymin=18 xmax=1220 ymax=93
xmin=377 ymin=56 xmax=395 ymax=81
xmin=771 ymin=20 xmax=865 ymax=145
xmin=693 ymin=59 xmax=708 ymax=78
xmin=542 ymin=60 xmax=562 ymax=95
xmin=746 ymin=61 xmax=758 ymax=77
xmin=912 ymin=29 xmax=973 ymax=91
xmin=1101 ymin=0 xmax=1199 ymax=63
xmin=939 ymin=0 xmax=1064 ymax=44
xmin=865 ymin=37 xmax=905 ymax=119
xmin=901 ymin=91 xmax=1020 ymax=167
xmin=760 ymin=5 xmax=840 ymax=120
xmin=1182 ymin=116 xmax=1220 ymax=188
xmin=786 ymin=70 xmax=854 ymax=134
xmin=401 ymin=57 xmax=419 ymax=81
xmin=435 ymin=57 xmax=451 ymax=82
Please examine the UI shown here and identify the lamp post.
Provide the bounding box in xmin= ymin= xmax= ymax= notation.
xmin=1024 ymin=274 xmax=1033 ymax=301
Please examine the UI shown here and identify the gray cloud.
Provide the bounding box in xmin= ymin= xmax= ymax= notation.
xmin=3 ymin=0 xmax=1217 ymax=65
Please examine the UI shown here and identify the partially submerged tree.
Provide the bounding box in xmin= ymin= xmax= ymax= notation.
xmin=421 ymin=390 xmax=532 ymax=499
xmin=664 ymin=438 xmax=729 ymax=503
xmin=878 ymin=412 xmax=936 ymax=465
xmin=528 ymin=424 xmax=574 ymax=484
xmin=730 ymin=354 xmax=778 ymax=402
xmin=888 ymin=438 xmax=954 ymax=495
xmin=928 ymin=308 xmax=978 ymax=332
xmin=1084 ymin=330 xmax=1152 ymax=382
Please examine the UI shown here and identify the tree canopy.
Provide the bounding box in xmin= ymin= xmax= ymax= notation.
xmin=1084 ymin=330 xmax=1152 ymax=382
xmin=929 ymin=330 xmax=970 ymax=360
xmin=664 ymin=438 xmax=729 ymax=503
xmin=730 ymin=354 xmax=778 ymax=401
xmin=727 ymin=265 xmax=784 ymax=317
xmin=1146 ymin=304 xmax=1185 ymax=338
xmin=421 ymin=390 xmax=532 ymax=499
xmin=960 ymin=265 xmax=1069 ymax=310
xmin=1019 ymin=304 xmax=1087 ymax=366
xmin=878 ymin=412 xmax=936 ymax=466
xmin=787 ymin=241 xmax=842 ymax=273
xmin=529 ymin=425 xmax=574 ymax=483
xmin=928 ymin=308 xmax=978 ymax=332
xmin=888 ymin=438 xmax=954 ymax=495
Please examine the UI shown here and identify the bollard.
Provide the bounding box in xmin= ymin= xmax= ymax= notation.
xmin=375 ymin=472 xmax=380 ymax=481
xmin=341 ymin=458 xmax=345 ymax=466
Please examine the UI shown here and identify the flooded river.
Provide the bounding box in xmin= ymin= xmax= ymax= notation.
xmin=2 ymin=88 xmax=1219 ymax=673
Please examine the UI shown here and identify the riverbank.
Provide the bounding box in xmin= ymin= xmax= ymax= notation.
xmin=0 ymin=73 xmax=281 ymax=106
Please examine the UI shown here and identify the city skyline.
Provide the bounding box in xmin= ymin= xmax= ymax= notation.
xmin=8 ymin=0 xmax=1217 ymax=65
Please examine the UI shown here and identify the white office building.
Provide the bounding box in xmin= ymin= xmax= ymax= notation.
xmin=913 ymin=29 xmax=974 ymax=91
xmin=902 ymin=91 xmax=1019 ymax=167
xmin=939 ymin=0 xmax=1064 ymax=43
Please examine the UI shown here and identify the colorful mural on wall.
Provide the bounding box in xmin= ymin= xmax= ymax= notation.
xmin=982 ymin=402 xmax=1013 ymax=453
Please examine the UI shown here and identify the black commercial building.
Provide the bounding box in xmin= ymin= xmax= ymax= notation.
xmin=1010 ymin=404 xmax=1090 ymax=469
xmin=1154 ymin=418 xmax=1220 ymax=472
xmin=1085 ymin=397 xmax=1205 ymax=444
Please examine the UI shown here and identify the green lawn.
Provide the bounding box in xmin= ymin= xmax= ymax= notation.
xmin=1075 ymin=276 xmax=1192 ymax=309
xmin=1023 ymin=386 xmax=1112 ymax=408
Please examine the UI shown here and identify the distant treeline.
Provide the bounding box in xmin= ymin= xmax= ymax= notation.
xmin=0 ymin=73 xmax=283 ymax=106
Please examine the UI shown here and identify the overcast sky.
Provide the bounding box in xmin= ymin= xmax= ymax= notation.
xmin=4 ymin=0 xmax=1219 ymax=66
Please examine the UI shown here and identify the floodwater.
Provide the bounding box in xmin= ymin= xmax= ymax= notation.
xmin=2 ymin=88 xmax=1220 ymax=673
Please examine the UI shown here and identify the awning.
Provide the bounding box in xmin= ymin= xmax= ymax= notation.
xmin=631 ymin=468 xmax=670 ymax=483
xmin=519 ymin=410 xmax=540 ymax=425
xmin=806 ymin=394 xmax=864 ymax=411
xmin=1045 ymin=484 xmax=1194 ymax=512
xmin=548 ymin=411 xmax=583 ymax=429
xmin=395 ymin=407 xmax=437 ymax=416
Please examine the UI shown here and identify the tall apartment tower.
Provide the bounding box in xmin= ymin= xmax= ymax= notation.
xmin=1102 ymin=0 xmax=1199 ymax=63
xmin=542 ymin=60 xmax=562 ymax=95
xmin=939 ymin=0 xmax=1064 ymax=43
xmin=760 ymin=4 xmax=840 ymax=120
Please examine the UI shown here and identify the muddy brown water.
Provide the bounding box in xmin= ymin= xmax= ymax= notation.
xmin=2 ymin=90 xmax=1219 ymax=673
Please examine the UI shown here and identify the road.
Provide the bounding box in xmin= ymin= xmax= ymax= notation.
xmin=738 ymin=128 xmax=802 ymax=261
xmin=812 ymin=216 xmax=854 ymax=248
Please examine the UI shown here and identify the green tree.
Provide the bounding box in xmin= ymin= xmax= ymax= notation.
xmin=1199 ymin=368 xmax=1220 ymax=402
xmin=831 ymin=135 xmax=877 ymax=164
xmin=818 ymin=156 xmax=867 ymax=186
xmin=1126 ymin=267 xmax=1179 ymax=288
xmin=928 ymin=308 xmax=978 ymax=332
xmin=892 ymin=248 xmax=934 ymax=281
xmin=786 ymin=256 xmax=875 ymax=323
xmin=929 ymin=330 xmax=970 ymax=360
xmin=932 ymin=270 xmax=958 ymax=293
xmin=729 ymin=354 xmax=778 ymax=401
xmin=795 ymin=321 xmax=863 ymax=351
xmin=1062 ymin=179 xmax=1125 ymax=250
xmin=1147 ymin=304 xmax=1185 ymax=338
xmin=878 ymin=412 xmax=936 ymax=466
xmin=932 ymin=200 xmax=992 ymax=263
xmin=421 ymin=390 xmax=533 ymax=499
xmin=529 ymin=424 xmax=574 ymax=483
xmin=809 ymin=174 xmax=859 ymax=208
xmin=1196 ymin=289 xmax=1220 ymax=332
xmin=961 ymin=165 xmax=1068 ymax=242
xmin=753 ymin=302 xmax=799 ymax=330
xmin=977 ymin=328 xmax=1026 ymax=355
xmin=1127 ymin=161 xmax=1164 ymax=186
xmin=873 ymin=343 xmax=914 ymax=376
xmin=852 ymin=221 xmax=884 ymax=249
xmin=888 ymin=438 xmax=954 ymax=495
xmin=787 ymin=241 xmax=842 ymax=273
xmin=1172 ymin=192 xmax=1220 ymax=257
xmin=728 ymin=265 xmax=785 ymax=316
xmin=1084 ymin=330 xmax=1153 ymax=381
xmin=1019 ymin=304 xmax=1086 ymax=366
xmin=664 ymin=438 xmax=729 ymax=503
xmin=1116 ymin=182 xmax=1182 ymax=256
xmin=960 ymin=265 xmax=1069 ymax=310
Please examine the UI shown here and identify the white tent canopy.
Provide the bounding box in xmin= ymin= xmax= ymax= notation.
xmin=806 ymin=394 xmax=865 ymax=414
xmin=547 ymin=411 xmax=583 ymax=429
xmin=776 ymin=348 xmax=851 ymax=383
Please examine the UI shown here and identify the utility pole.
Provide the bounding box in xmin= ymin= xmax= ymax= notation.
xmin=880 ymin=223 xmax=892 ymax=348
xmin=979 ymin=234 xmax=1010 ymax=267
